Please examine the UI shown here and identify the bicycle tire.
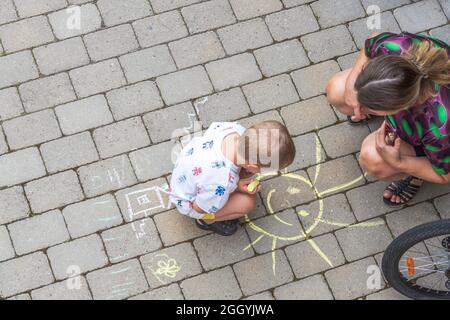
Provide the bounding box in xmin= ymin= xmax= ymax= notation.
xmin=382 ymin=219 xmax=450 ymax=300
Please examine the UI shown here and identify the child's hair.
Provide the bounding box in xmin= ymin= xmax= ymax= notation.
xmin=238 ymin=120 xmax=296 ymax=170
xmin=355 ymin=41 xmax=450 ymax=112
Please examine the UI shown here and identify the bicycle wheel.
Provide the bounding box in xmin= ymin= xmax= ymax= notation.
xmin=382 ymin=219 xmax=450 ymax=300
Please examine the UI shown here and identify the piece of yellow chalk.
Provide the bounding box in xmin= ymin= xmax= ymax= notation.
xmin=247 ymin=180 xmax=260 ymax=193
xmin=203 ymin=213 xmax=216 ymax=220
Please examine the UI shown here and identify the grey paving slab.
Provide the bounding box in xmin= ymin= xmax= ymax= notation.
xmin=0 ymin=0 xmax=17 ymax=24
xmin=0 ymin=51 xmax=39 ymax=89
xmin=47 ymin=234 xmax=108 ymax=280
xmin=7 ymin=293 xmax=31 ymax=300
xmin=8 ymin=209 xmax=70 ymax=254
xmin=0 ymin=252 xmax=54 ymax=298
xmin=140 ymin=242 xmax=203 ymax=288
xmin=0 ymin=147 xmax=46 ymax=188
xmin=243 ymin=291 xmax=274 ymax=300
xmin=394 ymin=0 xmax=447 ymax=33
xmin=31 ymin=277 xmax=92 ymax=300
xmin=97 ymin=0 xmax=153 ymax=26
xmin=360 ymin=0 xmax=410 ymax=11
xmin=181 ymin=266 xmax=242 ymax=300
xmin=311 ymin=0 xmax=365 ymax=29
xmin=0 ymin=226 xmax=15 ymax=262
xmin=238 ymin=110 xmax=283 ymax=129
xmin=0 ymin=127 xmax=8 ymax=155
xmin=0 ymin=88 xmax=24 ymax=121
xmin=63 ymin=194 xmax=123 ymax=238
xmin=14 ymin=0 xmax=67 ymax=18
xmin=365 ymin=287 xmax=409 ymax=300
xmin=229 ymin=0 xmax=283 ymax=20
xmin=107 ymin=81 xmax=164 ymax=121
xmin=19 ymin=73 xmax=76 ymax=113
xmin=129 ymin=284 xmax=184 ymax=300
xmin=434 ymin=194 xmax=450 ymax=219
xmin=273 ymin=275 xmax=334 ymax=300
xmin=149 ymin=0 xmax=202 ymax=13
xmin=430 ymin=25 xmax=450 ymax=44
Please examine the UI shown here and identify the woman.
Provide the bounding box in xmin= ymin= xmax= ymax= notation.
xmin=327 ymin=32 xmax=450 ymax=206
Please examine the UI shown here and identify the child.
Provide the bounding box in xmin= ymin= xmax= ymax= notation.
xmin=169 ymin=120 xmax=296 ymax=236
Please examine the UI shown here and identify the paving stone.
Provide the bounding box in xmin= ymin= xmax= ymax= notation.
xmin=84 ymin=24 xmax=139 ymax=62
xmin=229 ymin=0 xmax=283 ymax=20
xmin=307 ymin=155 xmax=365 ymax=197
xmin=296 ymin=194 xmax=356 ymax=237
xmin=129 ymin=141 xmax=176 ymax=181
xmin=93 ymin=117 xmax=150 ymax=159
xmin=120 ymin=46 xmax=177 ymax=84
xmin=157 ymin=66 xmax=213 ymax=105
xmin=441 ymin=0 xmax=450 ymax=18
xmin=243 ymin=291 xmax=274 ymax=300
xmin=274 ymin=275 xmax=334 ymax=300
xmin=206 ymin=53 xmax=262 ymax=91
xmin=0 ymin=127 xmax=8 ymax=155
xmin=144 ymin=102 xmax=197 ymax=143
xmin=181 ymin=266 xmax=242 ymax=299
xmin=346 ymin=181 xmax=395 ymax=221
xmin=0 ymin=148 xmax=46 ymax=188
xmin=130 ymin=284 xmax=184 ymax=300
xmin=243 ymin=74 xmax=299 ymax=114
xmin=0 ymin=88 xmax=24 ymax=121
xmin=238 ymin=110 xmax=283 ymax=129
xmin=0 ymin=16 xmax=54 ymax=53
xmin=301 ymin=25 xmax=356 ymax=63
xmin=19 ymin=73 xmax=76 ymax=113
xmin=47 ymin=234 xmax=108 ymax=281
xmin=169 ymin=31 xmax=225 ymax=69
xmin=0 ymin=226 xmax=14 ymax=262
xmin=55 ymin=95 xmax=114 ymax=135
xmin=40 ymin=132 xmax=99 ymax=173
xmin=349 ymin=12 xmax=401 ymax=49
xmin=335 ymin=219 xmax=392 ymax=261
xmin=365 ymin=287 xmax=409 ymax=300
xmin=141 ymin=242 xmax=202 ymax=288
xmin=195 ymin=88 xmax=251 ymax=127
xmin=115 ymin=178 xmax=170 ymax=222
xmin=31 ymin=277 xmax=92 ymax=300
xmin=394 ymin=0 xmax=447 ymax=34
xmin=3 ymin=109 xmax=62 ymax=150
xmin=102 ymin=218 xmax=162 ymax=263
xmin=325 ymin=257 xmax=383 ymax=300
xmin=25 ymin=171 xmax=84 ymax=213
xmin=78 ymin=155 xmax=138 ymax=198
xmin=48 ymin=4 xmax=102 ymax=40
xmin=69 ymin=59 xmax=126 ymax=98
xmin=265 ymin=5 xmax=319 ymax=41
xmin=107 ymin=81 xmax=163 ymax=121
xmin=254 ymin=39 xmax=309 ymax=77
xmin=8 ymin=210 xmax=69 ymax=254
xmin=282 ymin=0 xmax=311 ymax=7
xmin=86 ymin=259 xmax=148 ymax=300
xmin=154 ymin=209 xmax=209 ymax=246
xmin=149 ymin=0 xmax=202 ymax=13
xmin=0 ymin=0 xmax=17 ymax=24
xmin=434 ymin=194 xmax=450 ymax=219
xmin=291 ymin=60 xmax=341 ymax=99
xmin=233 ymin=250 xmax=293 ymax=296
xmin=311 ymin=0 xmax=365 ymax=28
xmin=281 ymin=96 xmax=337 ymax=136
xmin=181 ymin=0 xmax=236 ymax=34
xmin=0 ymin=51 xmax=39 ymax=89
xmin=285 ymin=233 xmax=345 ymax=279
xmin=14 ymin=0 xmax=67 ymax=18
xmin=7 ymin=293 xmax=31 ymax=300
xmin=360 ymin=0 xmax=410 ymax=11
xmin=409 ymin=180 xmax=450 ymax=206
xmin=337 ymin=52 xmax=359 ymax=70
xmin=319 ymin=122 xmax=370 ymax=158
xmin=218 ymin=18 xmax=273 ymax=55
xmin=259 ymin=171 xmax=316 ymax=213
xmin=194 ymin=228 xmax=254 ymax=270
xmin=386 ymin=202 xmax=441 ymax=237
xmin=63 ymin=194 xmax=123 ymax=238
xmin=430 ymin=25 xmax=450 ymax=45
xmin=97 ymin=0 xmax=152 ymax=26
xmin=246 ymin=209 xmax=304 ymax=253
xmin=133 ymin=10 xmax=188 ymax=48
xmin=0 ymin=252 xmax=54 ymax=298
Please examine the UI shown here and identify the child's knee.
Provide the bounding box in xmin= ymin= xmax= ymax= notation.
xmin=241 ymin=194 xmax=257 ymax=214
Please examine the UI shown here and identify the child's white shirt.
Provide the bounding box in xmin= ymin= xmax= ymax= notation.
xmin=169 ymin=122 xmax=246 ymax=219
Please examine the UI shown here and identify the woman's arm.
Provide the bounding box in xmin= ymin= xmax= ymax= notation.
xmin=398 ymin=156 xmax=450 ymax=184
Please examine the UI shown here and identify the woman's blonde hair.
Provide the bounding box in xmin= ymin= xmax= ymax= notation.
xmin=355 ymin=41 xmax=450 ymax=111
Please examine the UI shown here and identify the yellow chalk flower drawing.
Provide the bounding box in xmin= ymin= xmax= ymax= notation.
xmin=244 ymin=135 xmax=384 ymax=275
xmin=148 ymin=254 xmax=181 ymax=284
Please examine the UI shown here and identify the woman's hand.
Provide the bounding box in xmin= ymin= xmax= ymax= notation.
xmin=238 ymin=179 xmax=261 ymax=195
xmin=375 ymin=122 xmax=402 ymax=169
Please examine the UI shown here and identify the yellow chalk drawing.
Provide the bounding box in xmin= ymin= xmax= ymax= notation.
xmin=148 ymin=254 xmax=181 ymax=284
xmin=244 ymin=135 xmax=384 ymax=275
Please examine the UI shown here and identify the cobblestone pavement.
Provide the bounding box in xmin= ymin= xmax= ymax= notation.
xmin=0 ymin=0 xmax=449 ymax=300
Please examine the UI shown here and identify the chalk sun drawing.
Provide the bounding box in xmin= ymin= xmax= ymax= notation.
xmin=243 ymin=135 xmax=384 ymax=275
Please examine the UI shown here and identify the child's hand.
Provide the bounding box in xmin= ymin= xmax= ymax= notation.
xmin=238 ymin=179 xmax=261 ymax=195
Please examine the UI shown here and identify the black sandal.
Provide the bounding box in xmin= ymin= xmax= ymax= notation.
xmin=347 ymin=115 xmax=373 ymax=125
xmin=383 ymin=176 xmax=423 ymax=207
xmin=195 ymin=219 xmax=238 ymax=236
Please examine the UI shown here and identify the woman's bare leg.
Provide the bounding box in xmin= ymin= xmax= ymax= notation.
xmin=359 ymin=131 xmax=418 ymax=203
xmin=204 ymin=192 xmax=256 ymax=223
